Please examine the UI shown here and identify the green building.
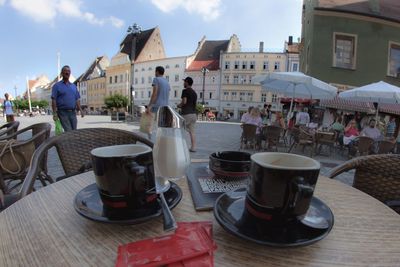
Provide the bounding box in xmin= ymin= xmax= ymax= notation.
xmin=300 ymin=0 xmax=400 ymax=90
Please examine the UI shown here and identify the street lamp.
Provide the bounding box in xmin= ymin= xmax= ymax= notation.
xmin=201 ymin=67 xmax=209 ymax=105
xmin=14 ymin=85 xmax=18 ymax=112
xmin=127 ymin=23 xmax=141 ymax=115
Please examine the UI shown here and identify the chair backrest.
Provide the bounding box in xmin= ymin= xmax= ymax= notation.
xmin=316 ymin=131 xmax=336 ymax=143
xmin=0 ymin=121 xmax=20 ymax=137
xmin=377 ymin=140 xmax=395 ymax=154
xmin=328 ymin=154 xmax=400 ymax=209
xmin=264 ymin=125 xmax=282 ymax=140
xmin=299 ymin=127 xmax=314 ymax=142
xmin=357 ymin=136 xmax=374 ymax=154
xmin=18 ymin=128 xmax=153 ymax=200
xmin=242 ymin=124 xmax=257 ymax=141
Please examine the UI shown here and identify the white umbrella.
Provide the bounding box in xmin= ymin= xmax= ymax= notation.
xmin=339 ymin=81 xmax=400 ymax=124
xmin=255 ymin=72 xmax=338 ymax=119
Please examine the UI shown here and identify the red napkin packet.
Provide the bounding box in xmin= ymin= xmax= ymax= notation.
xmin=116 ymin=221 xmax=217 ymax=267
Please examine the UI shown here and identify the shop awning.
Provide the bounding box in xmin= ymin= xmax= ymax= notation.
xmin=379 ymin=103 xmax=400 ymax=115
xmin=319 ymin=97 xmax=376 ymax=114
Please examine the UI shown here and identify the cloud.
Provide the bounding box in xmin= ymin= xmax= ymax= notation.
xmin=7 ymin=0 xmax=124 ymax=28
xmin=151 ymin=0 xmax=221 ymax=21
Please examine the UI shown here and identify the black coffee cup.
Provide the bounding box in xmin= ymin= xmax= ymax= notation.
xmin=91 ymin=144 xmax=156 ymax=211
xmin=247 ymin=152 xmax=320 ymax=222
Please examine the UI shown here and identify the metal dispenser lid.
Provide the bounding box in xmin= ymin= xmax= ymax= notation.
xmin=156 ymin=106 xmax=186 ymax=128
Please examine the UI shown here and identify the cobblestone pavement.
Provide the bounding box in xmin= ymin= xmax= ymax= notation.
xmin=15 ymin=115 xmax=354 ymax=186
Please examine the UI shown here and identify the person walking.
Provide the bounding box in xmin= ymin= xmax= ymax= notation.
xmin=147 ymin=66 xmax=170 ymax=114
xmin=3 ymin=93 xmax=15 ymax=122
xmin=51 ymin=65 xmax=84 ymax=132
xmin=177 ymin=77 xmax=197 ymax=152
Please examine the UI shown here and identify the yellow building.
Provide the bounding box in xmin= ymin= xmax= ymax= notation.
xmin=106 ymin=53 xmax=131 ymax=103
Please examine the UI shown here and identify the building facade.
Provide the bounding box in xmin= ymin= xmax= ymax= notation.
xmin=300 ymin=0 xmax=400 ymax=89
xmin=106 ymin=52 xmax=131 ymax=104
xmin=219 ymin=48 xmax=288 ymax=119
xmin=77 ymin=56 xmax=109 ymax=112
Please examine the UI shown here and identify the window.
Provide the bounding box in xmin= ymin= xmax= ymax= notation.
xmin=114 ymin=76 xmax=118 ymax=83
xmin=272 ymin=94 xmax=278 ymax=103
xmin=141 ymin=68 xmax=145 ymax=71
xmin=242 ymin=61 xmax=247 ymax=69
xmin=209 ymin=92 xmax=212 ymax=99
xmin=165 ymin=65 xmax=170 ymax=69
xmin=250 ymin=61 xmax=255 ymax=69
xmin=148 ymin=91 xmax=151 ymax=98
xmin=174 ymin=90 xmax=177 ymax=97
xmin=165 ymin=75 xmax=169 ymax=82
xmin=175 ymin=64 xmax=179 ymax=68
xmin=274 ymin=62 xmax=280 ymax=71
xmin=135 ymin=69 xmax=138 ymax=72
xmin=141 ymin=77 xmax=145 ymax=84
xmin=231 ymin=92 xmax=237 ymax=101
xmin=223 ymin=91 xmax=229 ymax=100
xmin=261 ymin=93 xmax=267 ymax=102
xmin=292 ymin=63 xmax=299 ymax=72
xmin=333 ymin=33 xmax=357 ymax=69
xmin=135 ymin=78 xmax=138 ymax=84
xmin=239 ymin=92 xmax=245 ymax=101
xmin=388 ymin=42 xmax=400 ymax=77
xmin=141 ymin=91 xmax=144 ymax=98
xmin=212 ymin=76 xmax=215 ymax=83
xmin=247 ymin=92 xmax=253 ymax=101
xmin=148 ymin=67 xmax=152 ymax=71
xmin=148 ymin=77 xmax=152 ymax=83
xmin=249 ymin=75 xmax=253 ymax=84
xmin=109 ymin=77 xmax=112 ymax=84
xmin=224 ymin=75 xmax=230 ymax=84
xmin=233 ymin=75 xmax=239 ymax=84
xmin=175 ymin=74 xmax=179 ymax=82
xmin=199 ymin=92 xmax=203 ymax=100
xmin=241 ymin=75 xmax=247 ymax=84
xmin=263 ymin=61 xmax=269 ymax=70
xmin=234 ymin=61 xmax=239 ymax=69
xmin=225 ymin=61 xmax=230 ymax=69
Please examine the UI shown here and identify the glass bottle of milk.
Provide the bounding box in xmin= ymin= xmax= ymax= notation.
xmin=153 ymin=106 xmax=190 ymax=182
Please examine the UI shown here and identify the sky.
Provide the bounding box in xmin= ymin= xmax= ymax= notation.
xmin=0 ymin=0 xmax=303 ymax=97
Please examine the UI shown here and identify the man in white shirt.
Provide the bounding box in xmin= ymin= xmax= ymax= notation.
xmin=296 ymin=108 xmax=310 ymax=126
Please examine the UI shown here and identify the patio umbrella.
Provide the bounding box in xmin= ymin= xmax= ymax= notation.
xmin=255 ymin=72 xmax=338 ymax=120
xmin=338 ymin=81 xmax=400 ymax=124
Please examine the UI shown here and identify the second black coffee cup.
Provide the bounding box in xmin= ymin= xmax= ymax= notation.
xmin=247 ymin=152 xmax=320 ymax=222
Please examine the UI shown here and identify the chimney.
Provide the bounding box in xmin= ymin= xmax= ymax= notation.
xmin=259 ymin=41 xmax=264 ymax=53
xmin=369 ymin=0 xmax=380 ymax=14
xmin=288 ymin=36 xmax=293 ymax=45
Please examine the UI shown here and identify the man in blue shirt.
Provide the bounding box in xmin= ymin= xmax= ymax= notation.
xmin=148 ymin=66 xmax=170 ymax=114
xmin=51 ymin=65 xmax=84 ymax=131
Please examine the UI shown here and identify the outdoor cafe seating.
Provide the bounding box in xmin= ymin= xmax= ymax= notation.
xmin=240 ymin=124 xmax=258 ymax=150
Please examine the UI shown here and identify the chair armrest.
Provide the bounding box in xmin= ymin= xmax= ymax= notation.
xmin=327 ymin=157 xmax=363 ymax=179
xmin=385 ymin=200 xmax=400 ymax=208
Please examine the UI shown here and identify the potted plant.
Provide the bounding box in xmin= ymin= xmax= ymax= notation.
xmin=104 ymin=94 xmax=128 ymax=122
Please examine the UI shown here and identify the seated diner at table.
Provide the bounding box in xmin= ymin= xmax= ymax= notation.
xmin=361 ymin=119 xmax=382 ymax=141
xmin=241 ymin=107 xmax=263 ymax=148
xmin=343 ymin=119 xmax=359 ymax=145
xmin=272 ymin=111 xmax=286 ymax=129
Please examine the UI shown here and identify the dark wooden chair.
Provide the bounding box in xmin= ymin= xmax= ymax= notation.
xmin=328 ymin=154 xmax=400 ymax=214
xmin=315 ymin=131 xmax=337 ymax=156
xmin=377 ymin=140 xmax=395 ymax=154
xmin=288 ymin=126 xmax=315 ymax=157
xmin=0 ymin=123 xmax=51 ymax=194
xmin=0 ymin=128 xmax=153 ymax=211
xmin=356 ymin=136 xmax=374 ymax=156
xmin=240 ymin=124 xmax=258 ymax=150
xmin=0 ymin=121 xmax=20 ymax=138
xmin=263 ymin=125 xmax=283 ymax=151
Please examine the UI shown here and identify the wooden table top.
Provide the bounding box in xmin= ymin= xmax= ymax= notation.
xmin=0 ymin=168 xmax=399 ymax=267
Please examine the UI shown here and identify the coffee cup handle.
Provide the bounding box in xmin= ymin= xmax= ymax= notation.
xmin=289 ymin=176 xmax=314 ymax=211
xmin=125 ymin=161 xmax=147 ymax=192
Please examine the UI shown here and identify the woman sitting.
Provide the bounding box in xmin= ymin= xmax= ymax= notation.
xmin=241 ymin=107 xmax=263 ymax=148
xmin=272 ymin=112 xmax=286 ymax=129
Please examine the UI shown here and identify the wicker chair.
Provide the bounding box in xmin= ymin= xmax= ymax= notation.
xmin=0 ymin=121 xmax=20 ymax=138
xmin=0 ymin=123 xmax=51 ymax=194
xmin=0 ymin=128 xmax=153 ymax=210
xmin=288 ymin=126 xmax=315 ymax=157
xmin=263 ymin=125 xmax=283 ymax=151
xmin=377 ymin=140 xmax=395 ymax=154
xmin=328 ymin=154 xmax=400 ymax=214
xmin=240 ymin=124 xmax=258 ymax=150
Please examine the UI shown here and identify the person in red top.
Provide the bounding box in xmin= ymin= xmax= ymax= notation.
xmin=343 ymin=119 xmax=360 ymax=157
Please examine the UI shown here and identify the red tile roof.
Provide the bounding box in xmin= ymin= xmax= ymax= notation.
xmin=187 ymin=40 xmax=229 ymax=71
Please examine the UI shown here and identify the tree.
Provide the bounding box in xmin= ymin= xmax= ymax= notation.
xmin=104 ymin=94 xmax=128 ymax=111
